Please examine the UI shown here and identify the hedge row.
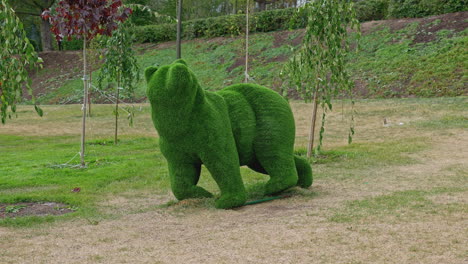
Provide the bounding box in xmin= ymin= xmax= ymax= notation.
xmin=131 ymin=0 xmax=466 ymax=44
xmin=354 ymin=0 xmax=468 ymax=21
xmin=132 ymin=8 xmax=306 ymax=43
xmin=388 ymin=0 xmax=467 ymax=18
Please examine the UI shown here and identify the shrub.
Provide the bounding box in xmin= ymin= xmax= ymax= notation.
xmin=353 ymin=0 xmax=467 ymax=21
xmin=388 ymin=0 xmax=468 ymax=18
xmin=131 ymin=2 xmax=467 ymax=44
xmin=255 ymin=8 xmax=300 ymax=32
xmin=132 ymin=7 xmax=305 ymax=43
xmin=133 ymin=23 xmax=177 ymax=43
xmin=61 ymin=38 xmax=83 ymax=50
xmin=355 ymin=0 xmax=389 ymax=21
xmin=29 ymin=39 xmax=41 ymax=52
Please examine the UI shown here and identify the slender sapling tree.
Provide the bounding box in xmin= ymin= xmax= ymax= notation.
xmin=42 ymin=0 xmax=131 ymax=167
xmin=98 ymin=21 xmax=140 ymax=144
xmin=283 ymin=0 xmax=360 ymax=158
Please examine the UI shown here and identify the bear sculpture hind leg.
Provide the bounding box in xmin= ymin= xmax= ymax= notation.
xmin=294 ymin=155 xmax=313 ymax=188
xmin=256 ymin=153 xmax=299 ymax=195
xmin=249 ymin=156 xmax=312 ymax=190
xmin=250 ymin=111 xmax=299 ymax=194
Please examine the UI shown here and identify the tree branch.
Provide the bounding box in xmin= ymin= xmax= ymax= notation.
xmin=15 ymin=10 xmax=41 ymax=16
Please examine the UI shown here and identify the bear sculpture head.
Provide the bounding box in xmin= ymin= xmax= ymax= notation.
xmin=145 ymin=59 xmax=205 ymax=136
xmin=145 ymin=59 xmax=203 ymax=109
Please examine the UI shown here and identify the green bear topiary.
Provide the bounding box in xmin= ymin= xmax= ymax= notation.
xmin=145 ymin=59 xmax=312 ymax=209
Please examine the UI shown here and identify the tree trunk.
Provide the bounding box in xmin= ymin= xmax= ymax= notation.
xmin=40 ymin=18 xmax=54 ymax=51
xmin=114 ymin=78 xmax=120 ymax=145
xmin=176 ymin=0 xmax=183 ymax=59
xmin=88 ymin=71 xmax=92 ymax=117
xmin=307 ymin=90 xmax=318 ymax=158
xmin=80 ymin=38 xmax=89 ymax=167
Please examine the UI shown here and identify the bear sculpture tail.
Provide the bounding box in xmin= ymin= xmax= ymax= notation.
xmin=294 ymin=155 xmax=313 ymax=188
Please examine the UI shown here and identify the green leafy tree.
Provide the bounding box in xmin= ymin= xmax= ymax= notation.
xmin=147 ymin=0 xmax=177 ymax=18
xmin=231 ymin=0 xmax=247 ymax=13
xmin=7 ymin=0 xmax=56 ymax=51
xmin=155 ymin=0 xmax=236 ymax=20
xmin=98 ymin=21 xmax=140 ymax=144
xmin=0 ymin=0 xmax=43 ymax=124
xmin=124 ymin=0 xmax=175 ymax=25
xmin=283 ymin=0 xmax=360 ymax=157
xmin=255 ymin=0 xmax=275 ymax=11
xmin=253 ymin=0 xmax=297 ymax=11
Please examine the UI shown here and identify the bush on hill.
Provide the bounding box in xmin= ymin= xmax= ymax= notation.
xmin=354 ymin=0 xmax=389 ymax=21
xmin=132 ymin=7 xmax=305 ymax=43
xmin=130 ymin=1 xmax=466 ymax=44
xmin=387 ymin=0 xmax=467 ymax=18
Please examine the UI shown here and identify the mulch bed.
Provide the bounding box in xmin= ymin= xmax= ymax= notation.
xmin=0 ymin=202 xmax=75 ymax=219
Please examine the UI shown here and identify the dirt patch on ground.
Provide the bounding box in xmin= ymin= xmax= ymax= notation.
xmin=0 ymin=202 xmax=74 ymax=218
xmin=146 ymin=40 xmax=177 ymax=50
xmin=360 ymin=20 xmax=388 ymax=34
xmin=136 ymin=36 xmax=232 ymax=55
xmin=272 ymin=30 xmax=304 ymax=48
xmin=360 ymin=12 xmax=468 ymax=43
xmin=265 ymin=54 xmax=288 ymax=63
xmin=353 ymin=79 xmax=370 ymax=97
xmin=227 ymin=56 xmax=246 ymax=72
xmin=413 ymin=12 xmax=468 ymax=43
xmin=27 ymin=51 xmax=82 ymax=100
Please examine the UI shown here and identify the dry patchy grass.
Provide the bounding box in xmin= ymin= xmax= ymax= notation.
xmin=0 ymin=97 xmax=467 ymax=264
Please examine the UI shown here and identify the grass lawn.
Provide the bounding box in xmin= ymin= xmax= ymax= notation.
xmin=0 ymin=97 xmax=467 ymax=263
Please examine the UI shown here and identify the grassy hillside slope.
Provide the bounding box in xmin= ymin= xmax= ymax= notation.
xmin=30 ymin=12 xmax=467 ymax=104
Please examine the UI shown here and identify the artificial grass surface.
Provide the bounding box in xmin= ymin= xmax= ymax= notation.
xmin=145 ymin=60 xmax=312 ymax=208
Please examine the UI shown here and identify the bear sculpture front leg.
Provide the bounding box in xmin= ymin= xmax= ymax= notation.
xmin=166 ymin=158 xmax=213 ymax=200
xmin=200 ymin=147 xmax=247 ymax=209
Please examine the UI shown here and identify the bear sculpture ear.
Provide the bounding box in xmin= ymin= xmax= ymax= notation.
xmin=173 ymin=59 xmax=188 ymax=66
xmin=145 ymin=66 xmax=159 ymax=83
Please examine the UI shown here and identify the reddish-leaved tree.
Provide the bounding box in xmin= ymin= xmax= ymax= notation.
xmin=42 ymin=0 xmax=131 ymax=167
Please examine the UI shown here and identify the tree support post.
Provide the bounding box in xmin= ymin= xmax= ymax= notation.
xmin=80 ymin=37 xmax=89 ymax=167
xmin=244 ymin=0 xmax=249 ymax=83
xmin=176 ymin=0 xmax=182 ymax=59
